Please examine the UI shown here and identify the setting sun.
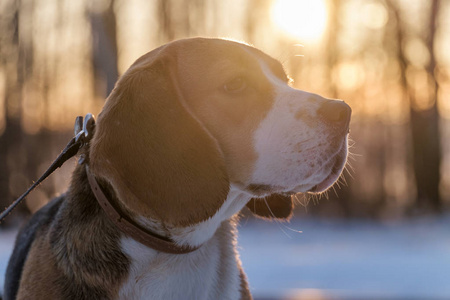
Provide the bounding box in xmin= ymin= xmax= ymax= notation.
xmin=271 ymin=0 xmax=328 ymax=42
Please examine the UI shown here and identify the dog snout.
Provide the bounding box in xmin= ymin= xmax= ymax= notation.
xmin=317 ymin=100 xmax=351 ymax=132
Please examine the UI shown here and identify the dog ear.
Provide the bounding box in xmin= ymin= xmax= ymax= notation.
xmin=246 ymin=194 xmax=293 ymax=221
xmin=90 ymin=49 xmax=229 ymax=227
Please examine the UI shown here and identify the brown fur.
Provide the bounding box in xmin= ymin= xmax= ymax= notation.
xmin=16 ymin=162 xmax=129 ymax=299
xmin=7 ymin=38 xmax=296 ymax=300
xmin=89 ymin=45 xmax=230 ymax=227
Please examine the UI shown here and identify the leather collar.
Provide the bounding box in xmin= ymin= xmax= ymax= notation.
xmin=86 ymin=166 xmax=199 ymax=254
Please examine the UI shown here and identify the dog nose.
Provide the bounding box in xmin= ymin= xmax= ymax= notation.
xmin=317 ymin=100 xmax=352 ymax=130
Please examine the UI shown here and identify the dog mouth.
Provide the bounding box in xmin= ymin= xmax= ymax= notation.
xmin=246 ymin=183 xmax=283 ymax=196
xmin=246 ymin=148 xmax=346 ymax=196
xmin=307 ymin=146 xmax=347 ymax=193
xmin=246 ymin=134 xmax=349 ymax=197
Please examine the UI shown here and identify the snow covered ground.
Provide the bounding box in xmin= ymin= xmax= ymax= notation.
xmin=1 ymin=215 xmax=449 ymax=300
xmin=238 ymin=216 xmax=450 ymax=300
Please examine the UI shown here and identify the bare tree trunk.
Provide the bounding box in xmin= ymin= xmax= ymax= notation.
xmin=91 ymin=0 xmax=119 ymax=98
xmin=409 ymin=0 xmax=441 ymax=213
xmin=0 ymin=0 xmax=25 ymax=226
xmin=158 ymin=0 xmax=175 ymax=41
xmin=388 ymin=0 xmax=442 ymax=214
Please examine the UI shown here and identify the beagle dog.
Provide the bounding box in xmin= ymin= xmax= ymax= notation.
xmin=4 ymin=37 xmax=351 ymax=300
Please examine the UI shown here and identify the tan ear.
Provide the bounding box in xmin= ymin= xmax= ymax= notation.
xmin=90 ymin=51 xmax=229 ymax=227
xmin=246 ymin=194 xmax=293 ymax=221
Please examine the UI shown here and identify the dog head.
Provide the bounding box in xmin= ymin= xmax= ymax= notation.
xmin=89 ymin=38 xmax=351 ymax=242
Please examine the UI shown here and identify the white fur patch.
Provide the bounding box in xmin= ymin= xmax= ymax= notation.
xmin=118 ymin=237 xmax=219 ymax=300
xmin=118 ymin=187 xmax=248 ymax=300
xmin=250 ymin=62 xmax=347 ymax=194
xmin=170 ymin=186 xmax=251 ymax=247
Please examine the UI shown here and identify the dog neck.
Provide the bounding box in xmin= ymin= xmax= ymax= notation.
xmin=86 ymin=165 xmax=199 ymax=254
xmin=86 ymin=165 xmax=251 ymax=252
xmin=132 ymin=185 xmax=252 ymax=250
xmin=116 ymin=187 xmax=252 ymax=299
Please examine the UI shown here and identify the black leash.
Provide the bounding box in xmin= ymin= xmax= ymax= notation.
xmin=0 ymin=114 xmax=95 ymax=224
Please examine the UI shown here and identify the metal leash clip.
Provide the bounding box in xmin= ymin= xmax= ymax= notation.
xmin=75 ymin=113 xmax=95 ymax=144
xmin=74 ymin=113 xmax=95 ymax=165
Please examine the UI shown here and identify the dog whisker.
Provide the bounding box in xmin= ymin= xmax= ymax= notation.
xmin=344 ymin=161 xmax=356 ymax=174
xmin=294 ymin=193 xmax=310 ymax=210
xmin=261 ymin=197 xmax=303 ymax=236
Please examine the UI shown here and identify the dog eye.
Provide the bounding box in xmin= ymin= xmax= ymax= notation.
xmin=224 ymin=77 xmax=247 ymax=93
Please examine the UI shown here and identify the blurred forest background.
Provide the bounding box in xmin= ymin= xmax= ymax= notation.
xmin=1 ymin=0 xmax=449 ymax=225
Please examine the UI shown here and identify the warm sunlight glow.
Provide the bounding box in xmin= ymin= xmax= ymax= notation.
xmin=360 ymin=2 xmax=388 ymax=30
xmin=271 ymin=0 xmax=328 ymax=42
